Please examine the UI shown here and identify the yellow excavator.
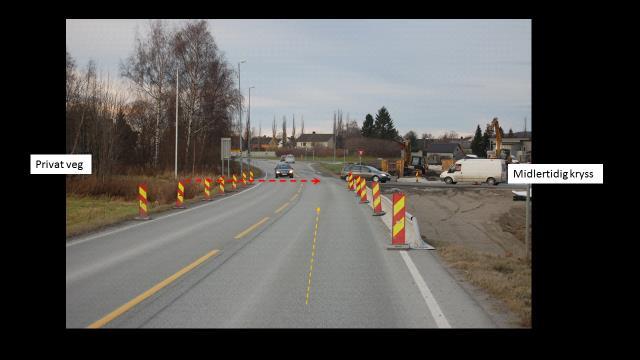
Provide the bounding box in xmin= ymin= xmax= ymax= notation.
xmin=380 ymin=138 xmax=426 ymax=177
xmin=488 ymin=117 xmax=512 ymax=162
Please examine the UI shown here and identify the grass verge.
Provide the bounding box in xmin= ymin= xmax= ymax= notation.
xmin=314 ymin=162 xmax=344 ymax=176
xmin=66 ymin=181 xmax=250 ymax=239
xmin=430 ymin=238 xmax=531 ymax=327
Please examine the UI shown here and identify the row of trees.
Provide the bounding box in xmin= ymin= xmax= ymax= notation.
xmin=66 ymin=20 xmax=241 ymax=176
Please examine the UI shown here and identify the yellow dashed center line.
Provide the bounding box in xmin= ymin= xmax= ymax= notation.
xmin=275 ymin=202 xmax=290 ymax=214
xmin=305 ymin=207 xmax=321 ymax=305
xmin=87 ymin=248 xmax=221 ymax=328
xmin=234 ymin=217 xmax=270 ymax=239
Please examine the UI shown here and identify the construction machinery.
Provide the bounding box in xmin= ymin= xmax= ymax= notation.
xmin=379 ymin=138 xmax=426 ymax=177
xmin=487 ymin=117 xmax=513 ymax=162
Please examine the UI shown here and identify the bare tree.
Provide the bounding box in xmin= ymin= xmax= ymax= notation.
xmin=121 ymin=20 xmax=173 ymax=168
xmin=291 ymin=114 xmax=296 ymax=147
xmin=282 ymin=116 xmax=288 ymax=148
xmin=300 ymin=115 xmax=304 ymax=135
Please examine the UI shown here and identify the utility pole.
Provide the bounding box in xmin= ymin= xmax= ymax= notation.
xmin=238 ymin=60 xmax=246 ymax=175
xmin=175 ymin=68 xmax=179 ymax=180
xmin=525 ymin=183 xmax=531 ymax=261
xmin=248 ymin=86 xmax=255 ymax=170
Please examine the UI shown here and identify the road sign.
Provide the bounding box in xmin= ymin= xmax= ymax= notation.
xmin=358 ymin=150 xmax=364 ymax=156
xmin=221 ymin=138 xmax=231 ymax=160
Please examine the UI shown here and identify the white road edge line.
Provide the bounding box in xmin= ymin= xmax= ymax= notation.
xmin=66 ymin=164 xmax=269 ymax=248
xmin=399 ymin=250 xmax=452 ymax=328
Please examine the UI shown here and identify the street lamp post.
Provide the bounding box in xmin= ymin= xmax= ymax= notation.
xmin=248 ymin=86 xmax=255 ymax=170
xmin=238 ymin=60 xmax=246 ymax=175
xmin=175 ymin=68 xmax=179 ymax=180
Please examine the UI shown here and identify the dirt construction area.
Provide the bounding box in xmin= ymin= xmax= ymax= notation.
xmin=382 ymin=186 xmax=531 ymax=327
xmin=403 ymin=187 xmax=527 ymax=258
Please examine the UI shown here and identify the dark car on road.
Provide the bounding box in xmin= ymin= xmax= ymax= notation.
xmin=275 ymin=162 xmax=294 ymax=178
xmin=341 ymin=164 xmax=390 ymax=183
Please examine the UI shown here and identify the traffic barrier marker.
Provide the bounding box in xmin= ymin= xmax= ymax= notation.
xmin=135 ymin=183 xmax=151 ymax=220
xmin=359 ymin=177 xmax=369 ymax=204
xmin=174 ymin=180 xmax=186 ymax=209
xmin=232 ymin=174 xmax=238 ymax=191
xmin=347 ymin=172 xmax=352 ymax=190
xmin=217 ymin=176 xmax=225 ymax=196
xmin=387 ymin=191 xmax=410 ymax=249
xmin=242 ymin=172 xmax=247 ymax=186
xmin=371 ymin=180 xmax=385 ymax=216
xmin=202 ymin=178 xmax=212 ymax=201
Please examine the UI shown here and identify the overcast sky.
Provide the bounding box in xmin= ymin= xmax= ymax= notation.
xmin=66 ymin=19 xmax=531 ymax=137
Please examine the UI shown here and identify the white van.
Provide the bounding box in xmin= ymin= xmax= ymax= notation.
xmin=440 ymin=158 xmax=507 ymax=185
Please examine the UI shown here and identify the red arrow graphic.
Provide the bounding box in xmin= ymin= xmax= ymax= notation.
xmin=246 ymin=178 xmax=320 ymax=184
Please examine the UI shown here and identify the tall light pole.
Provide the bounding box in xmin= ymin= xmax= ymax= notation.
xmin=175 ymin=68 xmax=179 ymax=179
xmin=238 ymin=60 xmax=246 ymax=175
xmin=248 ymin=86 xmax=255 ymax=170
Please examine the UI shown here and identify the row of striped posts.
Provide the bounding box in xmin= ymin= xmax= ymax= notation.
xmin=136 ymin=170 xmax=255 ymax=220
xmin=346 ymin=171 xmax=407 ymax=248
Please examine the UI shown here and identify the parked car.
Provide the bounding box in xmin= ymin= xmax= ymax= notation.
xmin=343 ymin=164 xmax=390 ymax=183
xmin=340 ymin=164 xmax=357 ymax=179
xmin=440 ymin=158 xmax=507 ymax=185
xmin=284 ymin=154 xmax=295 ymax=163
xmin=275 ymin=162 xmax=294 ymax=178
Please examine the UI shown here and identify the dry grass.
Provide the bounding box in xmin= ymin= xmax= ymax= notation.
xmin=65 ymin=171 xmax=258 ymax=238
xmin=431 ymin=239 xmax=531 ymax=327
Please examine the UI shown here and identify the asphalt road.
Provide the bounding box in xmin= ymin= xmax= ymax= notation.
xmin=66 ymin=159 xmax=497 ymax=328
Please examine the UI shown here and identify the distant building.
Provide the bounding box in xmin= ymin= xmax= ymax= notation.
xmin=490 ymin=131 xmax=531 ymax=162
xmin=250 ymin=136 xmax=276 ymax=150
xmin=415 ymin=136 xmax=472 ymax=152
xmin=296 ymin=132 xmax=335 ymax=149
xmin=424 ymin=143 xmax=466 ymax=165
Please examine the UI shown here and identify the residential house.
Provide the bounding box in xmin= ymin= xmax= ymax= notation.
xmin=424 ymin=143 xmax=466 ymax=165
xmin=296 ymin=131 xmax=335 ymax=149
xmin=490 ymin=131 xmax=531 ymax=162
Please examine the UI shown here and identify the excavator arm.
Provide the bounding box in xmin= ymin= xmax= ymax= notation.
xmin=492 ymin=117 xmax=502 ymax=154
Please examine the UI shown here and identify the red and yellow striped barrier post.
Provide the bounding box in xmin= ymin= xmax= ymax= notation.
xmin=232 ymin=174 xmax=238 ymax=191
xmin=359 ymin=177 xmax=369 ymax=204
xmin=249 ymin=169 xmax=254 ymax=184
xmin=388 ymin=191 xmax=410 ymax=249
xmin=217 ymin=176 xmax=225 ymax=196
xmin=351 ymin=174 xmax=357 ymax=191
xmin=372 ymin=180 xmax=385 ymax=216
xmin=355 ymin=176 xmax=362 ymax=197
xmin=347 ymin=172 xmax=352 ymax=190
xmin=242 ymin=172 xmax=247 ymax=186
xmin=203 ymin=178 xmax=212 ymax=201
xmin=135 ymin=183 xmax=151 ymax=220
xmin=174 ymin=180 xmax=186 ymax=209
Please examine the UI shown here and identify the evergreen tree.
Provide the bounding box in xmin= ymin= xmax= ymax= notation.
xmin=373 ymin=106 xmax=398 ymax=139
xmin=481 ymin=122 xmax=495 ymax=157
xmin=404 ymin=130 xmax=418 ymax=149
xmin=508 ymin=128 xmax=514 ymax=137
xmin=471 ymin=125 xmax=484 ymax=156
xmin=361 ymin=113 xmax=374 ymax=137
